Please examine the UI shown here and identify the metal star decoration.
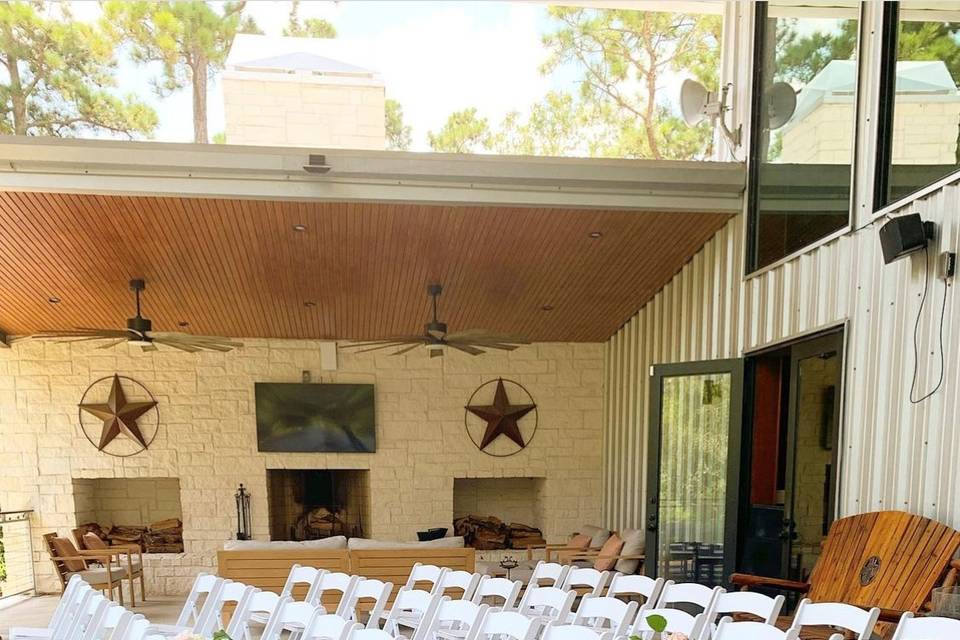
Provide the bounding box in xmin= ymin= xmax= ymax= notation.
xmin=465 ymin=378 xmax=537 ymax=450
xmin=79 ymin=374 xmax=158 ymax=451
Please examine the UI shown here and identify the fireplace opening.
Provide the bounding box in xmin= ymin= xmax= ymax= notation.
xmin=453 ymin=477 xmax=545 ymax=549
xmin=266 ymin=469 xmax=369 ymax=541
xmin=71 ymin=477 xmax=183 ymax=553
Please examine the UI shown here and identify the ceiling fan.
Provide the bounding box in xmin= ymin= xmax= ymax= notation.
xmin=29 ymin=279 xmax=243 ymax=353
xmin=344 ymin=283 xmax=530 ymax=357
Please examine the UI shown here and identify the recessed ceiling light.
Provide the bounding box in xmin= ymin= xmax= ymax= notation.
xmin=541 ymin=304 xmax=554 ymax=311
xmin=293 ymin=224 xmax=307 ymax=232
xmin=304 ymin=301 xmax=317 ymax=308
xmin=588 ymin=231 xmax=603 ymax=239
xmin=48 ymin=296 xmax=61 ymax=304
xmin=177 ymin=321 xmax=189 ymax=328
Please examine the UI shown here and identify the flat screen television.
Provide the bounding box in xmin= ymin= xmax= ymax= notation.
xmin=255 ymin=383 xmax=376 ymax=453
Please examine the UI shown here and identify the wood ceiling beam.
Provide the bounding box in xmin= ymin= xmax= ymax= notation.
xmin=0 ymin=138 xmax=745 ymax=212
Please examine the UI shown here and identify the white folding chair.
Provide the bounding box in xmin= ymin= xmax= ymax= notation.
xmin=149 ymin=574 xmax=227 ymax=636
xmin=66 ymin=592 xmax=110 ymax=640
xmin=787 ymin=600 xmax=880 ymax=640
xmin=541 ymin=622 xmax=613 ymax=640
xmin=115 ymin=615 xmax=152 ymax=640
xmin=516 ymin=586 xmax=576 ymax=625
xmin=346 ymin=578 xmax=394 ymax=628
xmin=349 ymin=629 xmax=405 ymax=640
xmin=468 ymin=610 xmax=540 ymax=640
xmin=715 ymin=619 xmax=800 ymax=640
xmin=891 ymin=611 xmax=960 ymax=639
xmin=250 ymin=565 xmax=325 ymax=627
xmin=198 ymin=580 xmax=256 ymax=636
xmin=79 ymin=601 xmax=124 ymax=640
xmin=308 ymin=571 xmax=361 ymax=615
xmin=10 ymin=574 xmax=87 ymax=640
xmin=420 ymin=598 xmax=489 ymax=640
xmin=630 ymin=605 xmax=710 ymax=640
xmin=227 ymin=589 xmax=282 ymax=640
xmin=437 ymin=570 xmax=482 ymax=601
xmin=261 ymin=597 xmax=323 ymax=640
xmin=108 ymin=610 xmax=138 ymax=640
xmin=167 ymin=573 xmax=225 ymax=631
xmin=570 ymin=595 xmax=638 ymax=635
xmin=404 ymin=563 xmax=449 ymax=594
xmin=561 ymin=568 xmax=609 ymax=598
xmin=471 ymin=576 xmax=522 ymax=611
xmin=712 ymin=590 xmax=784 ymax=625
xmin=527 ymin=562 xmax=570 ymax=588
xmin=655 ymin=582 xmax=723 ymax=611
xmin=606 ymin=574 xmax=666 ymax=607
xmin=381 ymin=587 xmax=443 ymax=637
xmin=303 ymin=613 xmax=361 ymax=640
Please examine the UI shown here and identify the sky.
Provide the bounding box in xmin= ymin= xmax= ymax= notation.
xmin=52 ymin=1 xmax=711 ymax=151
xmin=63 ymin=1 xmax=580 ymax=148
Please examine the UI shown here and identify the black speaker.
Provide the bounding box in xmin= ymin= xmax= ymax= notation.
xmin=879 ymin=213 xmax=930 ymax=264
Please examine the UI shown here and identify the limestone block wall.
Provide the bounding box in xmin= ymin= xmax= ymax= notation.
xmin=453 ymin=477 xmax=546 ymax=530
xmin=72 ymin=478 xmax=182 ymax=528
xmin=0 ymin=339 xmax=603 ymax=595
xmin=223 ymin=71 xmax=386 ymax=149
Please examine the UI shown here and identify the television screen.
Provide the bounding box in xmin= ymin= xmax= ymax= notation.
xmin=255 ymin=383 xmax=376 ymax=453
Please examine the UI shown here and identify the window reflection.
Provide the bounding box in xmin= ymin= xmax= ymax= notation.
xmin=749 ymin=2 xmax=860 ymax=271
xmin=882 ymin=2 xmax=960 ymax=205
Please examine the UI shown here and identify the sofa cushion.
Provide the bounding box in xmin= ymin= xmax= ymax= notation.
xmin=568 ymin=534 xmax=592 ymax=549
xmin=614 ymin=528 xmax=644 ymax=574
xmin=222 ymin=537 xmax=346 ymax=550
xmin=347 ymin=536 xmax=465 ymax=550
xmin=579 ymin=525 xmax=611 ymax=548
xmin=594 ymin=533 xmax=624 ymax=571
xmin=300 ymin=536 xmax=348 ymax=549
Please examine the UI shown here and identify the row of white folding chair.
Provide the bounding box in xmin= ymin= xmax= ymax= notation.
xmin=11 ymin=574 xmax=88 ymax=640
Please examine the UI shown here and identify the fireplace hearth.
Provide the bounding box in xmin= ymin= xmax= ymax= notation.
xmin=266 ymin=469 xmax=369 ymax=541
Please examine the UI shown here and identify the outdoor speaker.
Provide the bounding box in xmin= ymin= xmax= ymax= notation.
xmin=879 ymin=213 xmax=930 ymax=265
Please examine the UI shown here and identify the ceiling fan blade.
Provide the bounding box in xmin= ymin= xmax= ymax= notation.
xmin=449 ymin=340 xmax=522 ymax=351
xmin=31 ymin=328 xmax=131 ymax=339
xmin=389 ymin=343 xmax=424 ymax=356
xmin=343 ymin=337 xmax=427 ymax=349
xmin=447 ymin=342 xmax=485 ymax=356
xmin=157 ymin=340 xmax=201 ymax=353
xmin=95 ymin=338 xmax=129 ymax=350
xmin=445 ymin=330 xmax=531 ymax=344
xmin=150 ymin=332 xmax=243 ymax=347
xmin=353 ymin=342 xmax=413 ymax=354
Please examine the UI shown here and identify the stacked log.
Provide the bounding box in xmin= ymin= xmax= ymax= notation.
xmin=106 ymin=525 xmax=148 ymax=550
xmin=144 ymin=518 xmax=184 ymax=553
xmin=76 ymin=522 xmax=109 ymax=542
xmin=453 ymin=515 xmax=544 ymax=550
xmin=294 ymin=507 xmax=346 ymax=540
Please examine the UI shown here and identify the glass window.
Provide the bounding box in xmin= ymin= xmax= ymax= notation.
xmin=748 ymin=2 xmax=861 ymax=272
xmin=877 ymin=2 xmax=960 ymax=207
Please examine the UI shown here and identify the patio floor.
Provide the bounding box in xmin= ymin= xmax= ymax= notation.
xmin=0 ymin=593 xmax=181 ymax=637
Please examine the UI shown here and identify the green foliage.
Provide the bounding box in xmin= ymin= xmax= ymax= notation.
xmin=0 ymin=525 xmax=7 ymax=592
xmin=211 ymin=630 xmax=232 ymax=640
xmin=102 ymin=0 xmax=250 ymax=143
xmin=646 ymin=614 xmax=668 ymax=632
xmin=774 ymin=18 xmax=857 ymax=84
xmin=487 ymin=91 xmax=590 ymax=156
xmin=284 ymin=0 xmax=336 ymax=39
xmin=212 ymin=130 xmax=226 ymax=144
xmin=0 ymin=1 xmax=157 ymax=137
xmin=427 ymin=107 xmax=490 ymax=153
xmin=540 ymin=7 xmax=721 ymax=159
xmin=237 ymin=14 xmax=262 ymax=35
xmin=385 ymin=98 xmax=411 ymax=151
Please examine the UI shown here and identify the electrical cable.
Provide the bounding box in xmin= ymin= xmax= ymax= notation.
xmin=909 ymin=244 xmax=948 ymax=403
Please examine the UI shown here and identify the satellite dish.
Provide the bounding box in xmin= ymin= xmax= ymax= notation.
xmin=766 ymin=81 xmax=797 ymax=130
xmin=680 ymin=79 xmax=710 ymax=126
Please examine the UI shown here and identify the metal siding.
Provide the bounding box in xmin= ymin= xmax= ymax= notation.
xmin=603 ymin=180 xmax=960 ymax=532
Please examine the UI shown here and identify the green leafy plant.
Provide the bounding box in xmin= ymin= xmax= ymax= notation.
xmin=212 ymin=630 xmax=233 ymax=640
xmin=630 ymin=613 xmax=668 ymax=639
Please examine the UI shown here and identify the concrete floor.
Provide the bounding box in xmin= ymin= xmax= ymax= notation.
xmin=0 ymin=592 xmax=182 ymax=637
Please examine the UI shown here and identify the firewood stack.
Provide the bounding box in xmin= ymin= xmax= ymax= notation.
xmin=106 ymin=525 xmax=148 ymax=550
xmin=294 ymin=507 xmax=346 ymax=540
xmin=144 ymin=518 xmax=184 ymax=553
xmin=454 ymin=515 xmax=545 ymax=550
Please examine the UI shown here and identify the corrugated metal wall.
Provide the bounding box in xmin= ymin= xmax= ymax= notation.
xmin=602 ymin=178 xmax=960 ymax=532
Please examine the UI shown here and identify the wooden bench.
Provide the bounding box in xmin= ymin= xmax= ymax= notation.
xmin=731 ymin=511 xmax=960 ymax=638
xmin=217 ymin=546 xmax=475 ymax=606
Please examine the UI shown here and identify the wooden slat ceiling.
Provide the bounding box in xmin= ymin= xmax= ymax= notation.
xmin=0 ymin=192 xmax=731 ymax=342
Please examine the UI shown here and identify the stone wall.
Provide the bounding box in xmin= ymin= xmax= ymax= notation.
xmin=453 ymin=477 xmax=546 ymax=530
xmin=0 ymin=339 xmax=603 ymax=595
xmin=223 ymin=71 xmax=386 ymax=149
xmin=72 ymin=478 xmax=182 ymax=528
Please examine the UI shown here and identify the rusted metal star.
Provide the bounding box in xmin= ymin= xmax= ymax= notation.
xmin=79 ymin=374 xmax=158 ymax=450
xmin=465 ymin=378 xmax=536 ymax=449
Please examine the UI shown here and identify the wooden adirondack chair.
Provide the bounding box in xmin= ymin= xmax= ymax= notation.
xmin=730 ymin=511 xmax=960 ymax=638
